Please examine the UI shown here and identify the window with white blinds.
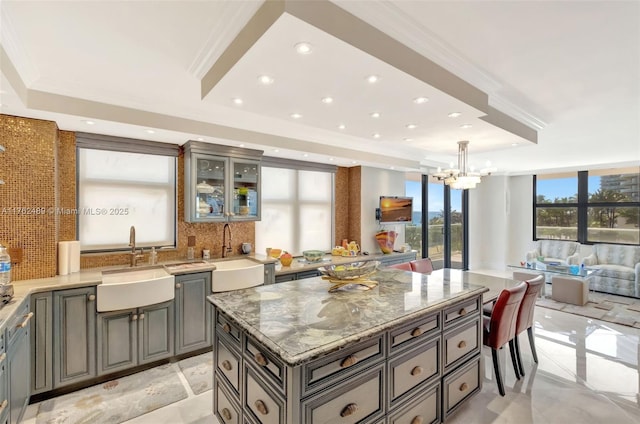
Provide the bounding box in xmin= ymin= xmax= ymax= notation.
xmin=256 ymin=165 xmax=334 ymax=256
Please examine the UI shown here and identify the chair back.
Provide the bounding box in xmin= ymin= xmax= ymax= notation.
xmin=485 ymin=281 xmax=527 ymax=349
xmin=388 ymin=262 xmax=412 ymax=271
xmin=515 ymin=275 xmax=545 ymax=335
xmin=409 ymin=258 xmax=433 ymax=274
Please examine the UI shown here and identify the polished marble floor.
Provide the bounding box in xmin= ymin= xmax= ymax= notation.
xmin=23 ymin=298 xmax=640 ymax=423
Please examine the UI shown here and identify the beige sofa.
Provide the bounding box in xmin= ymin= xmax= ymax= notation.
xmin=526 ymin=240 xmax=580 ymax=265
xmin=582 ymin=244 xmax=640 ymax=298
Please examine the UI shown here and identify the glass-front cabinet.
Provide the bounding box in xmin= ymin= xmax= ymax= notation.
xmin=184 ymin=141 xmax=262 ymax=223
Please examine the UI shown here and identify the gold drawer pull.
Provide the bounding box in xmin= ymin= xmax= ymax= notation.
xmin=340 ymin=354 xmax=358 ymax=368
xmin=411 ymin=416 xmax=424 ymax=424
xmin=459 ymin=308 xmax=467 ymax=316
xmin=222 ymin=323 xmax=231 ymax=333
xmin=88 ymin=294 xmax=96 ymax=301
xmin=411 ymin=327 xmax=423 ymax=337
xmin=254 ymin=352 xmax=268 ymax=367
xmin=175 ymin=283 xmax=182 ymax=289
xmin=410 ymin=366 xmax=423 ymax=376
xmin=221 ymin=360 xmax=232 ymax=371
xmin=340 ymin=403 xmax=358 ymax=417
xmin=458 ymin=340 xmax=467 ymax=349
xmin=255 ymin=399 xmax=269 ymax=415
xmin=221 ymin=407 xmax=232 ymax=421
xmin=17 ymin=312 xmax=34 ymax=328
xmin=0 ymin=399 xmax=7 ymax=415
xmin=459 ymin=382 xmax=469 ymax=391
xmin=0 ymin=353 xmax=5 ymax=364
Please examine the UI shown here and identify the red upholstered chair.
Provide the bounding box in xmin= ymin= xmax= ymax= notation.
xmin=409 ymin=258 xmax=433 ymax=274
xmin=483 ymin=281 xmax=527 ymax=396
xmin=513 ymin=275 xmax=545 ymax=376
xmin=388 ymin=262 xmax=412 ymax=271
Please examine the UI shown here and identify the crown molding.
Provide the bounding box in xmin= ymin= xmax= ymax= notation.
xmin=488 ymin=95 xmax=547 ymax=131
xmin=0 ymin=2 xmax=40 ymax=86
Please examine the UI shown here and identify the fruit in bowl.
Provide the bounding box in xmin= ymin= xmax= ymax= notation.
xmin=280 ymin=251 xmax=293 ymax=266
xmin=303 ymin=250 xmax=325 ymax=262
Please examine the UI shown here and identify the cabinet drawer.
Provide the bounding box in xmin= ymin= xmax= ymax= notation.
xmin=443 ymin=297 xmax=479 ymax=328
xmin=217 ymin=338 xmax=241 ymax=392
xmin=389 ymin=312 xmax=439 ymax=354
xmin=216 ymin=380 xmax=241 ymax=424
xmin=245 ymin=367 xmax=285 ymax=424
xmin=7 ymin=300 xmax=31 ymax=344
xmin=302 ymin=364 xmax=385 ymax=424
xmin=245 ymin=338 xmax=285 ymax=392
xmin=303 ymin=335 xmax=384 ymax=396
xmin=389 ymin=339 xmax=439 ymax=406
xmin=442 ymin=355 xmax=481 ymax=419
xmin=388 ymin=381 xmax=440 ymax=424
xmin=216 ymin=311 xmax=242 ymax=347
xmin=443 ymin=319 xmax=479 ymax=372
xmin=0 ymin=331 xmax=4 ymax=352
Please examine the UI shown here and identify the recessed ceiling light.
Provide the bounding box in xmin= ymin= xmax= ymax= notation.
xmin=413 ymin=97 xmax=429 ymax=104
xmin=370 ymin=112 xmax=381 ymax=118
xmin=83 ymin=120 xmax=95 ymax=125
xmin=273 ymin=149 xmax=280 ymax=153
xmin=232 ymin=97 xmax=243 ymax=105
xmin=328 ymin=157 xmax=334 ymax=161
xmin=366 ymin=75 xmax=379 ymax=84
xmin=390 ymin=166 xmax=395 ymax=170
xmin=372 ymin=133 xmax=381 ymax=139
xmin=290 ymin=113 xmax=302 ymax=119
xmin=448 ymin=112 xmax=461 ymax=118
xmin=338 ymin=124 xmax=346 ymax=130
xmin=145 ymin=129 xmax=155 ymax=134
xmin=460 ymin=123 xmax=472 ymax=129
xmin=295 ymin=42 xmax=313 ymax=54
xmin=321 ymin=96 xmax=334 ymax=104
xmin=406 ymin=124 xmax=417 ymax=129
xmin=512 ymin=143 xmax=519 ymax=147
xmin=196 ymin=137 xmax=204 ymax=141
xmin=258 ymin=75 xmax=274 ymax=85
xmin=403 ymin=138 xmax=413 ymax=142
xmin=303 ymin=153 xmax=309 ymax=157
xmin=351 ymin=160 xmax=357 ymax=164
xmin=239 ymin=144 xmax=245 ymax=147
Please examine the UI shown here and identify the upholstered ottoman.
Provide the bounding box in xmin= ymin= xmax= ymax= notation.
xmin=551 ymin=276 xmax=589 ymax=306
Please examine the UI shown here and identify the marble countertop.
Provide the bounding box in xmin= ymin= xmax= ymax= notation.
xmin=208 ymin=268 xmax=491 ymax=366
xmin=272 ymin=250 xmax=416 ymax=275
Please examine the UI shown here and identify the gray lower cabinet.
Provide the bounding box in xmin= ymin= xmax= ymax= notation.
xmin=175 ymin=272 xmax=212 ymax=355
xmin=31 ymin=292 xmax=53 ymax=395
xmin=7 ymin=299 xmax=32 ymax=424
xmin=97 ymin=300 xmax=174 ymax=376
xmin=0 ymin=329 xmax=8 ymax=424
xmin=263 ymin=263 xmax=275 ymax=285
xmin=53 ymin=287 xmax=97 ymax=388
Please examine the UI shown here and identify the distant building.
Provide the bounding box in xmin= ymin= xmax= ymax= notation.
xmin=600 ymin=173 xmax=640 ymax=201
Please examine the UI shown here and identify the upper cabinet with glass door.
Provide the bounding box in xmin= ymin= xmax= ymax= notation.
xmin=184 ymin=141 xmax=262 ymax=223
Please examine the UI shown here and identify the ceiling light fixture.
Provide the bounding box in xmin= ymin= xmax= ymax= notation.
xmin=273 ymin=149 xmax=280 ymax=153
xmin=403 ymin=138 xmax=413 ymax=142
xmin=239 ymin=144 xmax=245 ymax=147
xmin=338 ymin=124 xmax=346 ymax=130
xmin=460 ymin=123 xmax=472 ymax=129
xmin=432 ymin=141 xmax=496 ymax=190
xmin=372 ymin=133 xmax=381 ymax=139
xmin=366 ymin=75 xmax=379 ymax=84
xmin=448 ymin=112 xmax=462 ymax=118
xmin=321 ymin=96 xmax=334 ymax=104
xmin=232 ymin=97 xmax=243 ymax=105
xmin=145 ymin=129 xmax=155 ymax=134
xmin=370 ymin=112 xmax=381 ymax=118
xmin=413 ymin=97 xmax=429 ymax=104
xmin=83 ymin=120 xmax=95 ymax=125
xmin=290 ymin=113 xmax=302 ymax=119
xmin=258 ymin=75 xmax=274 ymax=85
xmin=303 ymin=153 xmax=309 ymax=157
xmin=406 ymin=123 xmax=417 ymax=129
xmin=295 ymin=42 xmax=313 ymax=54
xmin=196 ymin=137 xmax=204 ymax=141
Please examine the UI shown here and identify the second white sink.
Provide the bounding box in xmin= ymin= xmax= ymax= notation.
xmin=98 ymin=266 xmax=175 ymax=312
xmin=211 ymin=259 xmax=264 ymax=292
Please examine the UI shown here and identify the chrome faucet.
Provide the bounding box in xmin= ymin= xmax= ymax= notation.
xmin=129 ymin=225 xmax=144 ymax=266
xmin=222 ymin=223 xmax=232 ymax=258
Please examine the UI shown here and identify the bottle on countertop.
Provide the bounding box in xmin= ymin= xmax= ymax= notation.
xmin=0 ymin=245 xmax=11 ymax=285
xmin=149 ymin=247 xmax=158 ymax=265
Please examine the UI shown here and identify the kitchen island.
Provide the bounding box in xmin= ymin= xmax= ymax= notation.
xmin=208 ymin=268 xmax=490 ymax=423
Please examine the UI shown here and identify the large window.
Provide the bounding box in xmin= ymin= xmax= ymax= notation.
xmin=256 ymin=161 xmax=335 ymax=255
xmin=534 ymin=168 xmax=640 ymax=245
xmin=77 ymin=133 xmax=178 ymax=251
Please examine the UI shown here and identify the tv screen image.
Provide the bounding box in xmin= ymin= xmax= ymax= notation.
xmin=379 ymin=196 xmax=413 ymax=223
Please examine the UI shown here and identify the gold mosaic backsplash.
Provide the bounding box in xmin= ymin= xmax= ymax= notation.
xmin=334 ymin=167 xmax=349 ymax=244
xmin=58 ymin=130 xmax=77 ymax=242
xmin=348 ymin=166 xmax=362 ymax=244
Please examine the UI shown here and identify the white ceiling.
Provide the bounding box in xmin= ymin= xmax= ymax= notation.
xmin=1 ymin=0 xmax=638 ymax=175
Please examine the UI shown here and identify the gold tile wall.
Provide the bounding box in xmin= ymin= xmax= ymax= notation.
xmin=58 ymin=130 xmax=76 ymax=241
xmin=334 ymin=166 xmax=349 ymax=244
xmin=348 ymin=166 xmax=362 ymax=244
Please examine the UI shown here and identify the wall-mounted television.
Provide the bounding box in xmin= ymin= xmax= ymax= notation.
xmin=378 ymin=196 xmax=413 ymax=223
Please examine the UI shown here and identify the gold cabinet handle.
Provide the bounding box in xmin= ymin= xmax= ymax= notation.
xmin=254 ymin=400 xmax=269 ymax=415
xmin=176 ymin=283 xmax=182 ymax=289
xmin=17 ymin=312 xmax=34 ymax=328
xmin=459 ymin=382 xmax=469 ymax=391
xmin=459 ymin=308 xmax=467 ymax=316
xmin=340 ymin=403 xmax=358 ymax=417
xmin=131 ymin=314 xmax=138 ymax=321
xmin=139 ymin=313 xmax=145 ymax=320
xmin=254 ymin=352 xmax=268 ymax=367
xmin=411 ymin=416 xmax=424 ymax=424
xmin=221 ymin=360 xmax=232 ymax=371
xmin=458 ymin=340 xmax=467 ymax=349
xmin=222 ymin=323 xmax=231 ymax=333
xmin=0 ymin=352 xmax=5 ymax=365
xmin=0 ymin=400 xmax=7 ymax=415
xmin=411 ymin=327 xmax=423 ymax=337
xmin=340 ymin=354 xmax=358 ymax=368
xmin=221 ymin=407 xmax=232 ymax=421
xmin=410 ymin=366 xmax=423 ymax=376
xmin=88 ymin=294 xmax=96 ymax=301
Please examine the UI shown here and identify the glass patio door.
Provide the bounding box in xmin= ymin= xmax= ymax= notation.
xmin=426 ymin=176 xmax=466 ymax=270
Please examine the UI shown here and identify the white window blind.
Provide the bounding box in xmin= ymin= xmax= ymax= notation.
xmin=256 ymin=167 xmax=334 ymax=256
xmin=78 ymin=149 xmax=176 ymax=251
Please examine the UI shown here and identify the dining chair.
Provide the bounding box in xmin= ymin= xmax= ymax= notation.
xmin=483 ymin=281 xmax=527 ymax=396
xmin=512 ymin=274 xmax=545 ymax=376
xmin=409 ymin=257 xmax=433 ymax=274
xmin=388 ymin=262 xmax=412 ymax=271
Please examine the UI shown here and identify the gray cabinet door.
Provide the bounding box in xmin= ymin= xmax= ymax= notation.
xmin=53 ymin=287 xmax=96 ymax=388
xmin=8 ymin=326 xmax=29 ymax=424
xmin=0 ymin=339 xmax=7 ymax=424
xmin=263 ymin=263 xmax=275 ymax=285
xmin=139 ymin=301 xmax=174 ymax=364
xmin=97 ymin=308 xmax=138 ymax=375
xmin=175 ymin=272 xmax=211 ymax=355
xmin=31 ymin=292 xmax=52 ymax=395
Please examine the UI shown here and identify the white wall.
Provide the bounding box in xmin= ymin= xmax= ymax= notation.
xmin=360 ymin=167 xmax=406 ymax=254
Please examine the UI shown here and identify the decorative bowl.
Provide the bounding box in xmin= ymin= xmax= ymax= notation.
xmin=318 ymin=261 xmax=380 ymax=280
xmin=268 ymin=248 xmax=282 ymax=258
xmin=302 ymin=250 xmax=325 ymax=262
xmin=279 ymin=255 xmax=293 ymax=266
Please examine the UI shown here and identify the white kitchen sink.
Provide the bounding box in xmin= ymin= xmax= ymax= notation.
xmin=98 ymin=266 xmax=175 ymax=312
xmin=211 ymin=259 xmax=264 ymax=292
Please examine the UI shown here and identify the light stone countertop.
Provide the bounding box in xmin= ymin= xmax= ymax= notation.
xmin=208 ymin=268 xmax=494 ymax=366
xmin=271 ymin=250 xmax=416 ymax=275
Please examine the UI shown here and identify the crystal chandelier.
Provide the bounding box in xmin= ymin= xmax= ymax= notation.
xmin=432 ymin=141 xmax=496 ymax=190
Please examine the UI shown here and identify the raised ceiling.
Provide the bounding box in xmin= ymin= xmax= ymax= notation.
xmin=1 ymin=0 xmax=638 ymax=175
